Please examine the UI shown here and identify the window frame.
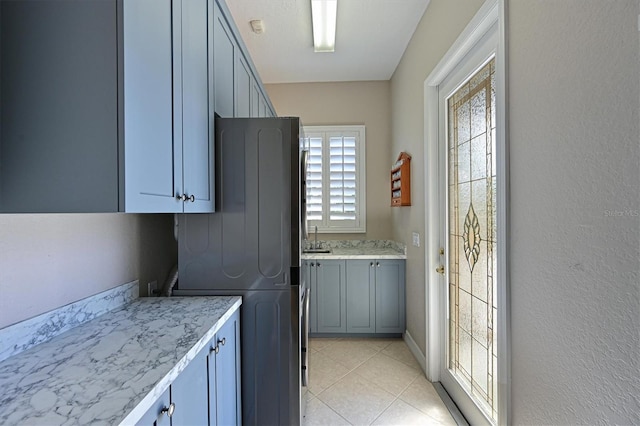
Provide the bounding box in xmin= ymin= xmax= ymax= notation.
xmin=303 ymin=125 xmax=366 ymax=234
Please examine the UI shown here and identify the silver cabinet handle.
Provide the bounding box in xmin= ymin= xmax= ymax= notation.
xmin=317 ymin=262 xmax=321 ymax=267
xmin=310 ymin=262 xmax=315 ymax=267
xmin=376 ymin=262 xmax=380 ymax=267
xmin=177 ymin=194 xmax=187 ymax=201
xmin=161 ymin=402 xmax=175 ymax=418
xmin=218 ymin=337 xmax=226 ymax=346
xmin=189 ymin=195 xmax=195 ymax=202
xmin=370 ymin=262 xmax=374 ymax=267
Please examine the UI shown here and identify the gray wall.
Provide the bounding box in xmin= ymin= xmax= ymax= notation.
xmin=392 ymin=0 xmax=639 ymax=423
xmin=508 ymin=0 xmax=640 ymax=423
xmin=0 ymin=214 xmax=177 ymax=329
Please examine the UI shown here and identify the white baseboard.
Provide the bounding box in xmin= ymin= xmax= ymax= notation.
xmin=403 ymin=329 xmax=427 ymax=375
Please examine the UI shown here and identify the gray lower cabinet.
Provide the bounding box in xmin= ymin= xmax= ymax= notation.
xmin=208 ymin=309 xmax=242 ymax=425
xmin=310 ymin=259 xmax=405 ymax=335
xmin=136 ymin=348 xmax=209 ymax=426
xmin=345 ymin=260 xmax=376 ymax=333
xmin=137 ymin=309 xmax=241 ymax=426
xmin=136 ymin=389 xmax=171 ymax=425
xmin=373 ymin=260 xmax=406 ymax=334
xmin=311 ymin=260 xmax=347 ymax=333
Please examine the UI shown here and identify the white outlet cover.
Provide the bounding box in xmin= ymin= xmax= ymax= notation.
xmin=412 ymin=232 xmax=420 ymax=247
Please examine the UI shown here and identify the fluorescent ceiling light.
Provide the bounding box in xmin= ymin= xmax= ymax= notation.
xmin=311 ymin=0 xmax=337 ymax=53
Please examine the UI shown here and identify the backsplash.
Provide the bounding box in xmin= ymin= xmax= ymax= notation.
xmin=305 ymin=239 xmax=406 ymax=254
xmin=0 ymin=281 xmax=138 ymax=363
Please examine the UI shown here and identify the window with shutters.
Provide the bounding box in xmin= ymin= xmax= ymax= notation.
xmin=303 ymin=125 xmax=366 ymax=233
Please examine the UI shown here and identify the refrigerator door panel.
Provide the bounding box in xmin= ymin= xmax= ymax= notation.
xmin=256 ymin=126 xmax=286 ymax=279
xmin=179 ymin=117 xmax=301 ymax=290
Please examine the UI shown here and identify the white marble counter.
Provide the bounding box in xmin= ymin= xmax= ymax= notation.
xmin=302 ymin=239 xmax=407 ymax=259
xmin=0 ymin=296 xmax=242 ymax=425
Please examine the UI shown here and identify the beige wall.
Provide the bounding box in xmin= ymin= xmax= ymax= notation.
xmin=265 ymin=81 xmax=393 ymax=240
xmin=390 ymin=0 xmax=485 ymax=354
xmin=0 ymin=214 xmax=176 ymax=329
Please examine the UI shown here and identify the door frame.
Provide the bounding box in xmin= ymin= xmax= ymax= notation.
xmin=423 ymin=0 xmax=510 ymax=424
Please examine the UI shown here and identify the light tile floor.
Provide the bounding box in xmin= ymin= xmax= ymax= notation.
xmin=304 ymin=337 xmax=457 ymax=426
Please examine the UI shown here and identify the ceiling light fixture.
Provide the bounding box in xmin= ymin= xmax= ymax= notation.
xmin=311 ymin=0 xmax=337 ymax=52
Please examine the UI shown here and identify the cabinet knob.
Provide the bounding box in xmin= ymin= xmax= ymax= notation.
xmin=370 ymin=262 xmax=374 ymax=267
xmin=310 ymin=262 xmax=315 ymax=267
xmin=189 ymin=194 xmax=195 ymax=202
xmin=161 ymin=402 xmax=176 ymax=418
xmin=317 ymin=262 xmax=321 ymax=267
xmin=218 ymin=337 xmax=226 ymax=346
xmin=376 ymin=262 xmax=380 ymax=267
xmin=215 ymin=345 xmax=220 ymax=354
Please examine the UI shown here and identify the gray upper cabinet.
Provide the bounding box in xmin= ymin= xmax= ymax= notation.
xmin=0 ymin=0 xmax=273 ymax=213
xmin=213 ymin=1 xmax=235 ymax=118
xmin=213 ymin=0 xmax=275 ymax=120
xmin=235 ymin=54 xmax=252 ymax=118
xmin=251 ymin=82 xmax=261 ymax=118
xmin=0 ymin=0 xmax=119 ymax=213
xmin=124 ymin=0 xmax=214 ymax=213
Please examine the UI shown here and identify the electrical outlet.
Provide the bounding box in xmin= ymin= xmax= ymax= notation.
xmin=147 ymin=281 xmax=158 ymax=297
xmin=412 ymin=232 xmax=420 ymax=247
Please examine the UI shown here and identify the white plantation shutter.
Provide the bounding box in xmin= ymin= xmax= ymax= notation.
xmin=303 ymin=126 xmax=366 ymax=233
xmin=305 ymin=135 xmax=323 ymax=221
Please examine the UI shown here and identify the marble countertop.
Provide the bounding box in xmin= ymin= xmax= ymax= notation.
xmin=302 ymin=247 xmax=406 ymax=259
xmin=302 ymin=239 xmax=407 ymax=259
xmin=0 ymin=296 xmax=242 ymax=425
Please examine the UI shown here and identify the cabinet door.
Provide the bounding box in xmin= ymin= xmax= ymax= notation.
xmin=213 ymin=309 xmax=241 ymax=425
xmin=213 ymin=2 xmax=235 ymax=117
xmin=170 ymin=347 xmax=209 ymax=425
xmin=123 ymin=0 xmax=182 ymax=212
xmin=235 ymin=54 xmax=252 ymax=118
xmin=375 ymin=260 xmax=406 ymax=333
xmin=316 ymin=260 xmax=347 ymax=333
xmin=258 ymin=95 xmax=268 ymax=117
xmin=346 ymin=260 xmax=376 ymax=333
xmin=181 ymin=0 xmax=215 ymax=212
xmin=135 ymin=388 xmax=171 ymax=426
xmin=250 ymin=81 xmax=261 ymax=118
xmin=0 ymin=0 xmax=119 ymax=213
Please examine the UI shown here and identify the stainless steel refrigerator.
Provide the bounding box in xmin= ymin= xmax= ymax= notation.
xmin=174 ymin=117 xmax=309 ymax=425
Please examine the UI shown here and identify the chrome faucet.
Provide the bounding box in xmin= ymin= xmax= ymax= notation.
xmin=314 ymin=226 xmax=318 ymax=249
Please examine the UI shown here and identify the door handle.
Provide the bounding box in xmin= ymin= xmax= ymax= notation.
xmin=436 ymin=265 xmax=445 ymax=275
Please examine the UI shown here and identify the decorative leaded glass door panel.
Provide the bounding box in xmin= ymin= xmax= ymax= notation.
xmin=445 ymin=58 xmax=497 ymax=423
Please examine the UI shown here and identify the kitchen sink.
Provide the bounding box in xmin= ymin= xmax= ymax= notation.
xmin=302 ymin=248 xmax=332 ymax=254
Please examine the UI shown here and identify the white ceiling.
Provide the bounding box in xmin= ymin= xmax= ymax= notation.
xmin=225 ymin=0 xmax=431 ymax=84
